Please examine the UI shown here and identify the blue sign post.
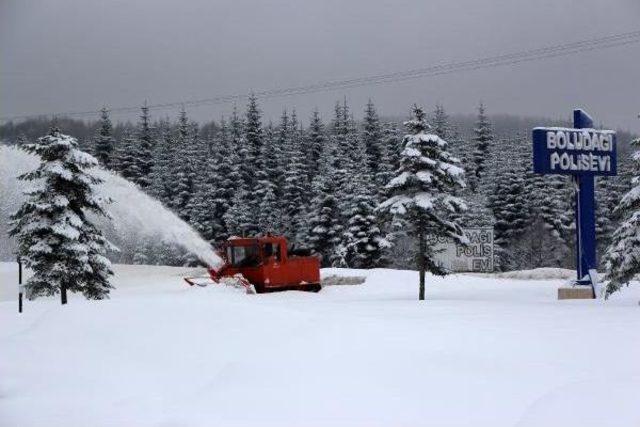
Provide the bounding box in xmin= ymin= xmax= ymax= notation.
xmin=532 ymin=109 xmax=617 ymax=294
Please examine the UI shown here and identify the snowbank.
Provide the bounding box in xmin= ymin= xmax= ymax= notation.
xmin=1 ymin=264 xmax=639 ymax=427
xmin=491 ymin=267 xmax=576 ymax=280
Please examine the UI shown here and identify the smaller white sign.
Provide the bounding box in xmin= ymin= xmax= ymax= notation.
xmin=426 ymin=228 xmax=494 ymax=273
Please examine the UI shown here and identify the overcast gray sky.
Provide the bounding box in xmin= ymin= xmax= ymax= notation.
xmin=1 ymin=0 xmax=639 ymax=131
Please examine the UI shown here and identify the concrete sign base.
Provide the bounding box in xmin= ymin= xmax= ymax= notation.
xmin=558 ymin=285 xmax=595 ymax=300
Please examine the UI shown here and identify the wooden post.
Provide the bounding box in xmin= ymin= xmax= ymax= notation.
xmin=418 ymin=229 xmax=426 ymax=301
xmin=17 ymin=256 xmax=23 ymax=313
xmin=60 ymin=283 xmax=68 ymax=305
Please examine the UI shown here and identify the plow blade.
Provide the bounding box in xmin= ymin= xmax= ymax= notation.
xmin=183 ymin=276 xmax=218 ymax=287
xmin=183 ymin=273 xmax=255 ymax=294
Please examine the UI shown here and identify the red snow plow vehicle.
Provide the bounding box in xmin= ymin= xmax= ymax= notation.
xmin=185 ymin=236 xmax=321 ymax=293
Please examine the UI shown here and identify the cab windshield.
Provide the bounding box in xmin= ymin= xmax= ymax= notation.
xmin=227 ymin=244 xmax=260 ymax=267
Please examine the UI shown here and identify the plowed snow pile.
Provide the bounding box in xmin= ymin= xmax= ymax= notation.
xmin=1 ymin=264 xmax=639 ymax=427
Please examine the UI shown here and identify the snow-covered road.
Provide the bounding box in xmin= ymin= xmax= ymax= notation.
xmin=1 ymin=263 xmax=639 ymax=427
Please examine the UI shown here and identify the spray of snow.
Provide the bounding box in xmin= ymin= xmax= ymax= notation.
xmin=0 ymin=145 xmax=223 ymax=269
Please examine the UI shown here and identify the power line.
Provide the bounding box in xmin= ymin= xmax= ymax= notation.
xmin=2 ymin=29 xmax=639 ymax=122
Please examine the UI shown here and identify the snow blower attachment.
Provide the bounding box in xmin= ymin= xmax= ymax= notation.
xmin=184 ymin=236 xmax=321 ymax=293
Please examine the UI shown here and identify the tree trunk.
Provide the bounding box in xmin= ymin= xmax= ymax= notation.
xmin=60 ymin=283 xmax=68 ymax=305
xmin=418 ymin=229 xmax=426 ymax=301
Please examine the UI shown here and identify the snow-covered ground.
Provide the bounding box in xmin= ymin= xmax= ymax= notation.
xmin=1 ymin=263 xmax=639 ymax=427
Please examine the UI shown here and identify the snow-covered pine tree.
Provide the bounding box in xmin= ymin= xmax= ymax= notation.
xmin=345 ymin=108 xmax=361 ymax=167
xmin=257 ymin=184 xmax=280 ymax=234
xmin=377 ymin=122 xmax=403 ymax=206
xmin=537 ymin=173 xmax=574 ymax=266
xmin=595 ymin=157 xmax=633 ymax=258
xmin=270 ymin=110 xmax=291 ymax=197
xmin=379 ymin=105 xmax=466 ymax=300
xmin=206 ymin=116 xmax=240 ymax=242
xmin=113 ymin=130 xmax=140 ymax=181
xmin=281 ymin=115 xmax=309 ymax=245
xmin=15 ymin=133 xmax=29 ymax=147
xmin=132 ymin=246 xmax=149 ymax=265
xmin=291 ymin=109 xmax=311 ymax=194
xmin=9 ymin=128 xmax=116 ymax=303
xmin=255 ymin=123 xmax=283 ymax=234
xmin=603 ymin=135 xmax=640 ymax=297
xmin=381 ymin=122 xmax=402 ymax=171
xmin=471 ymin=102 xmax=493 ymax=190
xmin=488 ymin=142 xmax=529 ymax=270
xmin=131 ymin=103 xmax=154 ymax=188
xmin=595 ymin=177 xmax=620 ymax=255
xmin=171 ymin=109 xmax=198 ymax=221
xmin=431 ymin=104 xmax=450 ymax=141
xmin=93 ymin=107 xmax=116 ymax=169
xmin=340 ymin=149 xmax=390 ymax=268
xmin=148 ymin=119 xmax=175 ymax=205
xmin=362 ymin=99 xmax=383 ymax=180
xmin=224 ymin=189 xmax=253 ymax=237
xmin=306 ymin=144 xmax=344 ymax=267
xmin=330 ymin=100 xmax=360 ymax=225
xmin=187 ymin=130 xmax=227 ymax=242
xmin=227 ymin=106 xmax=259 ymax=234
xmin=446 ymin=128 xmax=466 ymax=165
xmin=306 ymin=109 xmax=326 ymax=181
xmin=520 ymin=139 xmax=546 ymax=224
xmin=262 ymin=122 xmax=284 ymax=196
xmin=373 ymin=128 xmax=397 ymax=202
xmin=244 ymin=93 xmax=263 ymax=191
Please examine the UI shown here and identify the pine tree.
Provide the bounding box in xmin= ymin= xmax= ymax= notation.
xmin=330 ymin=100 xmax=359 ymax=223
xmin=148 ymin=119 xmax=175 ymax=205
xmin=94 ymin=107 xmax=116 ymax=168
xmin=272 ymin=110 xmax=291 ymax=197
xmin=230 ymin=107 xmax=253 ymax=197
xmin=15 ymin=133 xmax=29 ymax=147
xmin=306 ymin=109 xmax=326 ymax=181
xmin=596 ymin=178 xmax=617 ymax=253
xmin=224 ymin=189 xmax=253 ymax=237
xmin=536 ymin=174 xmax=574 ymax=266
xmin=171 ymin=109 xmax=197 ymax=221
xmin=281 ymin=116 xmax=309 ymax=245
xmin=307 ymin=157 xmax=344 ymax=267
xmin=382 ymin=122 xmax=403 ymax=170
xmin=340 ymin=170 xmax=390 ymax=268
xmin=187 ymin=131 xmax=227 ymax=242
xmin=209 ymin=117 xmax=241 ymax=242
xmin=244 ymin=93 xmax=263 ymax=190
xmin=431 ymin=104 xmax=450 ymax=141
xmin=379 ymin=105 xmax=466 ymax=300
xmin=446 ymin=129 xmax=466 ymax=163
xmin=113 ymin=130 xmax=140 ymax=181
xmin=603 ymin=136 xmax=640 ymax=297
xmin=131 ymin=103 xmax=154 ymax=188
xmin=377 ymin=122 xmax=403 ymax=203
xmin=362 ymin=100 xmax=383 ymax=178
xmin=257 ymin=184 xmax=281 ymax=234
xmin=488 ymin=143 xmax=529 ymax=269
xmin=374 ymin=147 xmax=393 ymax=201
xmin=596 ymin=167 xmax=630 ymax=257
xmin=9 ymin=128 xmax=115 ymax=303
xmin=261 ymin=122 xmax=283 ymax=194
xmin=255 ymin=123 xmax=283 ymax=234
xmin=471 ymin=102 xmax=493 ymax=190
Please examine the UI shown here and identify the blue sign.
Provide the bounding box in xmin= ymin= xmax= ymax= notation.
xmin=532 ymin=109 xmax=617 ymax=293
xmin=532 ymin=127 xmax=617 ymax=175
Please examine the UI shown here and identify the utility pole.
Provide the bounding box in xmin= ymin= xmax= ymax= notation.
xmin=17 ymin=256 xmax=23 ymax=313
